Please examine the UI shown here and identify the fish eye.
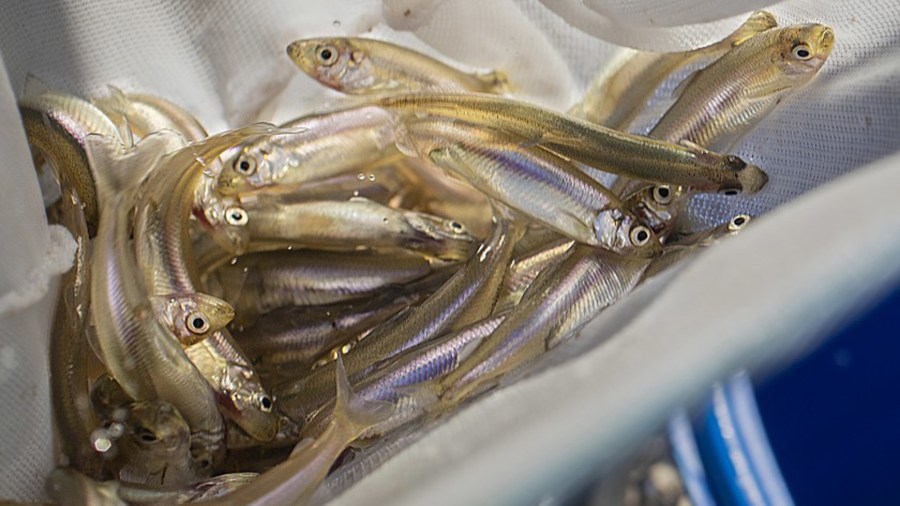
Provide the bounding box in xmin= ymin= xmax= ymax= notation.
xmin=720 ymin=188 xmax=740 ymax=196
xmin=225 ymin=206 xmax=249 ymax=226
xmin=729 ymin=214 xmax=751 ymax=231
xmin=629 ymin=225 xmax=651 ymax=247
xmin=258 ymin=395 xmax=273 ymax=413
xmin=185 ymin=312 xmax=210 ymax=335
xmin=233 ymin=154 xmax=257 ymax=176
xmin=652 ymin=185 xmax=672 ymax=204
xmin=317 ymin=45 xmax=339 ymax=66
xmin=792 ymin=43 xmax=813 ymax=60
xmin=448 ymin=220 xmax=466 ymax=233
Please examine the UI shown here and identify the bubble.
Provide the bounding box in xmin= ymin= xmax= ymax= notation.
xmin=333 ymin=20 xmax=341 ymax=27
xmin=357 ymin=173 xmax=366 ymax=181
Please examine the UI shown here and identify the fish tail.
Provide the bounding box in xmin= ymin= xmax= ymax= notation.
xmin=332 ymin=356 xmax=394 ymax=440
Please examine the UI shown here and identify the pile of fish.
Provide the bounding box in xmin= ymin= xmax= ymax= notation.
xmin=24 ymin=11 xmax=833 ymax=505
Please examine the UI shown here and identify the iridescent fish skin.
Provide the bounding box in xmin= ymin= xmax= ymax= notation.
xmin=496 ymin=238 xmax=575 ymax=312
xmin=379 ymin=92 xmax=768 ymax=194
xmin=275 ymin=217 xmax=522 ymax=422
xmin=648 ymin=24 xmax=834 ymax=153
xmin=569 ymin=11 xmax=778 ymax=129
xmin=206 ymin=358 xmax=392 ymax=506
xmin=440 ymin=244 xmax=651 ymax=405
xmin=303 ymin=314 xmax=507 ymax=439
xmin=211 ymin=249 xmax=433 ymax=325
xmin=234 ymin=195 xmax=477 ymax=262
xmin=132 ymin=125 xmax=282 ymax=442
xmin=287 ymin=37 xmax=509 ymax=95
xmin=86 ymin=134 xmax=225 ymax=472
xmin=217 ymin=106 xmax=399 ymax=196
xmin=20 ymin=91 xmax=124 ymax=232
xmin=399 ymin=117 xmax=662 ymax=257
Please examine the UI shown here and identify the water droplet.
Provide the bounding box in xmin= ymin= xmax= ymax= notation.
xmin=357 ymin=173 xmax=366 ymax=181
xmin=368 ymin=174 xmax=376 ymax=181
xmin=107 ymin=422 xmax=125 ymax=439
xmin=333 ymin=20 xmax=341 ymax=28
xmin=287 ymin=245 xmax=293 ymax=251
xmin=230 ymin=257 xmax=239 ymax=265
xmin=352 ymin=190 xmax=360 ymax=197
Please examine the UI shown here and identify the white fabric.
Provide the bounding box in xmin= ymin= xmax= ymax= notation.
xmin=0 ymin=0 xmax=897 ymax=501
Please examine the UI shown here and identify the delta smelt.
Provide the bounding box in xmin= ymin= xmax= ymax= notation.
xmin=93 ymin=85 xmax=209 ymax=143
xmin=217 ymin=106 xmax=400 ymax=195
xmin=287 ymin=37 xmax=510 ymax=95
xmin=275 ymin=216 xmax=522 ymax=422
xmin=204 ymin=358 xmax=392 ymax=506
xmin=110 ymin=400 xmax=195 ymax=487
xmin=211 ymin=249 xmax=434 ymax=326
xmin=399 ymin=117 xmax=662 ymax=256
xmin=569 ymin=11 xmax=778 ymax=129
xmin=378 ymin=92 xmax=769 ymax=194
xmin=495 ymin=238 xmax=576 ymax=312
xmin=131 ymin=126 xmax=283 ymax=442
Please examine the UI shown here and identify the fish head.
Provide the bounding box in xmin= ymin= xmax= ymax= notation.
xmin=595 ymin=209 xmax=663 ymax=258
xmin=153 ymin=293 xmax=236 ymax=346
xmin=623 ymin=184 xmax=689 ymax=240
xmin=124 ymin=400 xmax=191 ymax=461
xmin=774 ymin=24 xmax=834 ymax=78
xmin=200 ymin=194 xmax=252 ymax=255
xmin=217 ymin=137 xmax=287 ymax=194
xmin=218 ymin=362 xmax=280 ymax=442
xmin=287 ymin=38 xmax=374 ymax=93
xmin=404 ymin=211 xmax=478 ymax=261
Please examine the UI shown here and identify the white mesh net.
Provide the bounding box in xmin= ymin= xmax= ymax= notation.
xmin=0 ymin=0 xmax=898 ymax=502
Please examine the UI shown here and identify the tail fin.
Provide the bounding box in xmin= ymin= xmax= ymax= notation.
xmin=331 ymin=356 xmax=394 ymax=441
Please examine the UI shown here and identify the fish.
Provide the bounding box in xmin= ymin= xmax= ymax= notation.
xmin=131 ymin=125 xmax=282 ymax=442
xmin=112 ymin=400 xmax=195 ymax=486
xmin=569 ymin=11 xmax=778 ymax=129
xmin=641 ymin=214 xmax=753 ymax=281
xmin=87 ymin=192 xmax=224 ymax=471
xmin=46 ymin=184 xmax=101 ymax=476
xmin=206 ymin=357 xmax=392 ymax=506
xmin=20 ymin=90 xmax=125 ymax=233
xmin=495 ymin=238 xmax=576 ymax=312
xmin=287 ymin=37 xmax=509 ymax=95
xmin=150 ymin=293 xmax=235 ymax=348
xmin=210 ymin=249 xmax=434 ymax=326
xmin=230 ymin=195 xmax=477 ymax=262
xmin=440 ymin=244 xmax=652 ymax=405
xmin=46 ymin=468 xmax=258 ymax=505
xmin=378 ymin=92 xmax=769 ymax=194
xmin=302 ymin=314 xmax=507 ymax=439
xmin=216 ymin=106 xmax=400 ymax=196
xmin=646 ymin=23 xmax=835 ymax=153
xmin=92 ymin=86 xmax=209 ymax=143
xmin=400 ymin=117 xmax=661 ymax=256
xmin=614 ymin=23 xmax=833 ymax=233
xmin=274 ymin=216 xmax=522 ymax=422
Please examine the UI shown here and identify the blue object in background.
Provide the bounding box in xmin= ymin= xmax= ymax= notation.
xmin=753 ymin=283 xmax=900 ymax=506
xmin=675 ymin=281 xmax=900 ymax=506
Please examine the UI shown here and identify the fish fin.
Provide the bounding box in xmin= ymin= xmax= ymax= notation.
xmin=92 ymin=86 xmax=136 ymax=148
xmin=728 ymin=11 xmax=778 ymax=47
xmin=332 ymin=356 xmax=394 ymax=440
xmin=21 ymin=73 xmax=52 ymax=99
xmin=84 ymin=129 xmax=186 ymax=209
xmin=475 ymin=69 xmax=513 ymax=94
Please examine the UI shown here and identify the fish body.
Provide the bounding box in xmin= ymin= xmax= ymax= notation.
xmin=400 ymin=117 xmax=661 ymax=256
xmin=212 ymin=249 xmax=433 ymax=325
xmin=287 ymin=37 xmax=509 ymax=95
xmin=93 ymin=86 xmax=208 ymax=142
xmin=275 ymin=217 xmax=521 ymax=421
xmin=379 ymin=92 xmax=768 ymax=194
xmin=570 ymin=11 xmax=778 ymax=129
xmin=113 ymin=400 xmax=195 ymax=486
xmin=217 ymin=106 xmax=400 ymax=195
xmin=208 ymin=358 xmax=392 ymax=506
